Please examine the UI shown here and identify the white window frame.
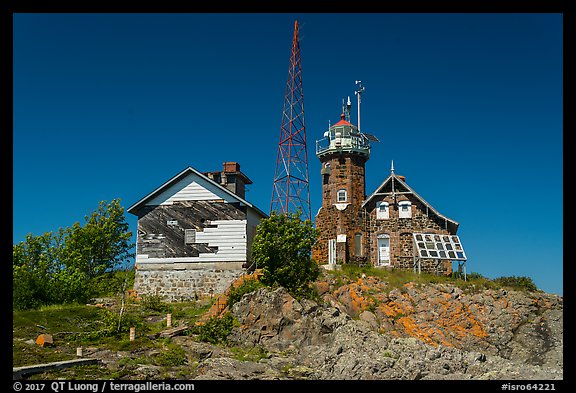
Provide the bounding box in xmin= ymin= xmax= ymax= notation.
xmin=337 ymin=189 xmax=347 ymax=203
xmin=376 ymin=201 xmax=389 ymax=220
xmin=398 ymin=201 xmax=412 ymax=218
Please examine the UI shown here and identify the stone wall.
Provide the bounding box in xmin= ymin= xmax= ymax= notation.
xmin=319 ymin=154 xmax=367 ymax=207
xmin=133 ymin=262 xmax=244 ymax=301
xmin=313 ymin=205 xmax=368 ymax=265
xmin=367 ymin=194 xmax=453 ymax=274
xmin=313 ymin=153 xmax=369 ymax=265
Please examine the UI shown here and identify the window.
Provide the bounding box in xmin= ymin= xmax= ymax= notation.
xmin=322 ymin=162 xmax=331 ymax=185
xmin=337 ymin=189 xmax=347 ymax=203
xmin=354 ymin=233 xmax=362 ymax=257
xmin=376 ymin=201 xmax=389 ymax=220
xmin=398 ymin=201 xmax=412 ymax=218
xmin=184 ymin=229 xmax=196 ymax=245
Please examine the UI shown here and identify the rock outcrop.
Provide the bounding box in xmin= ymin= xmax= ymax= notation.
xmin=217 ymin=279 xmax=562 ymax=380
xmin=317 ymin=276 xmax=563 ymax=370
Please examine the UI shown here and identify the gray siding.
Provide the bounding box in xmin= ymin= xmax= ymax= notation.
xmin=136 ymin=201 xmax=248 ymax=264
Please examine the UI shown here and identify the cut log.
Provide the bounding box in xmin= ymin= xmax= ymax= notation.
xmin=13 ymin=358 xmax=100 ymax=380
xmin=159 ymin=325 xmax=189 ymax=338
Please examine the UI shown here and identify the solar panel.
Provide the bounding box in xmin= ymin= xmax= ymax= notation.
xmin=362 ymin=132 xmax=380 ymax=142
xmin=413 ymin=233 xmax=466 ymax=261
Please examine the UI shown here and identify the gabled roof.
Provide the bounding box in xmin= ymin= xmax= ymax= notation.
xmin=127 ymin=166 xmax=268 ymax=218
xmin=362 ymin=173 xmax=459 ymax=232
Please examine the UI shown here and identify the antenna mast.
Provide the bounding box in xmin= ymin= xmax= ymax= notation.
xmin=355 ymin=80 xmax=365 ymax=131
xmin=342 ymin=96 xmax=352 ymax=122
xmin=270 ymin=20 xmax=311 ymax=220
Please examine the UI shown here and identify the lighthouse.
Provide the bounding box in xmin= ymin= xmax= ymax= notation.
xmin=312 ymin=82 xmax=378 ymax=267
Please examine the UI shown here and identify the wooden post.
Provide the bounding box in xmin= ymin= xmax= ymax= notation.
xmin=166 ymin=313 xmax=172 ymax=328
xmin=129 ymin=327 xmax=136 ymax=341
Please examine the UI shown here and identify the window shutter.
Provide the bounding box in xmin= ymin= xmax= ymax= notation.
xmin=185 ymin=229 xmax=196 ymax=244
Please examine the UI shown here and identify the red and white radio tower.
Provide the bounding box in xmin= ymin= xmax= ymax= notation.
xmin=270 ymin=20 xmax=311 ymax=221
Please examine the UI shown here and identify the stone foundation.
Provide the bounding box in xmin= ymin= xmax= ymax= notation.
xmin=133 ymin=262 xmax=244 ymax=302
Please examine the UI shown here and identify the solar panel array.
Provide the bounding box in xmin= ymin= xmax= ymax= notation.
xmin=412 ymin=233 xmax=466 ymax=261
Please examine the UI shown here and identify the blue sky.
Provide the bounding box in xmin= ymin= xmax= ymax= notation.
xmin=12 ymin=13 xmax=563 ymax=295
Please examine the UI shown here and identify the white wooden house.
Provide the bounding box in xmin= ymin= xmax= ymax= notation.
xmin=127 ymin=162 xmax=267 ymax=301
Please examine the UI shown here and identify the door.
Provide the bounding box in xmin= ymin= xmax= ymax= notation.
xmin=328 ymin=239 xmax=337 ymax=265
xmin=377 ymin=236 xmax=390 ymax=266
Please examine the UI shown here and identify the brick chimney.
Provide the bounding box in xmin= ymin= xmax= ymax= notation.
xmin=204 ymin=162 xmax=252 ymax=199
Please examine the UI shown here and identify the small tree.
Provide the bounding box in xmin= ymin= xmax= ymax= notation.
xmin=61 ymin=199 xmax=133 ymax=279
xmin=13 ymin=231 xmax=65 ymax=310
xmin=251 ymin=211 xmax=320 ymax=298
xmin=13 ymin=198 xmax=134 ymax=310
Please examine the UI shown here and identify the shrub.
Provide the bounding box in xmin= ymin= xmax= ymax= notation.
xmin=493 ymin=276 xmax=538 ymax=292
xmin=155 ymin=345 xmax=187 ymax=367
xmin=90 ymin=268 xmax=135 ymax=298
xmin=226 ymin=279 xmax=265 ymax=308
xmin=251 ymin=211 xmax=320 ymax=299
xmin=466 ymin=271 xmax=486 ymax=280
xmin=141 ymin=294 xmax=171 ymax=313
xmin=77 ymin=308 xmax=146 ymax=341
xmin=194 ymin=313 xmax=237 ymax=345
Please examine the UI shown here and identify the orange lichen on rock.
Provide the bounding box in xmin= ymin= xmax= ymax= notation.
xmin=347 ymin=284 xmax=373 ymax=315
xmin=315 ymin=281 xmax=331 ymax=296
xmin=377 ymin=302 xmax=407 ymax=318
xmin=430 ymin=293 xmax=489 ymax=343
xmin=326 ymin=274 xmax=496 ymax=349
xmin=396 ymin=316 xmax=436 ymax=346
xmin=393 ymin=293 xmax=416 ymax=314
xmin=426 ymin=325 xmax=452 ymax=347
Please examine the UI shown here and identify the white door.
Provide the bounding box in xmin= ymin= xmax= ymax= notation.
xmin=328 ymin=239 xmax=337 ymax=265
xmin=377 ymin=236 xmax=390 ymax=266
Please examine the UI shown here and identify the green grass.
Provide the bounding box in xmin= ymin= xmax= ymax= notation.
xmin=12 ymin=297 xmax=210 ymax=369
xmin=324 ymin=264 xmax=455 ymax=291
xmin=13 ymin=303 xmax=107 ymax=340
xmin=171 ymin=300 xmax=211 ymax=320
xmin=13 ymin=304 xmax=108 ymax=367
xmin=322 ymin=264 xmax=533 ymax=294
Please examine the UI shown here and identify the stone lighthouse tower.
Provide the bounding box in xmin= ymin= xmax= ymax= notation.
xmin=312 ymin=83 xmax=378 ymax=267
